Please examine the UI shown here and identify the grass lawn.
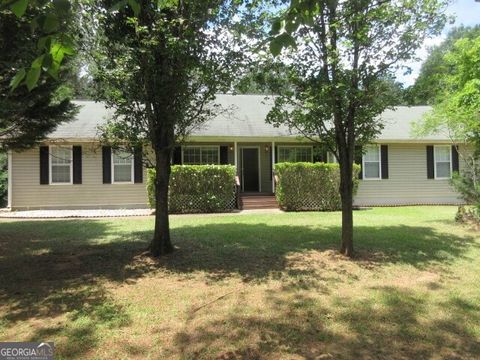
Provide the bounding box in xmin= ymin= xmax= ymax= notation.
xmin=0 ymin=206 xmax=479 ymax=359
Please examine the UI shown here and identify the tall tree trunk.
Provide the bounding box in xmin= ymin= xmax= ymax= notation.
xmin=150 ymin=147 xmax=174 ymax=256
xmin=339 ymin=150 xmax=354 ymax=257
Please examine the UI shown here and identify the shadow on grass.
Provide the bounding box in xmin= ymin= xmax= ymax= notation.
xmin=173 ymin=286 xmax=480 ymax=359
xmin=0 ymin=218 xmax=477 ymax=358
xmin=166 ymin=222 xmax=476 ymax=281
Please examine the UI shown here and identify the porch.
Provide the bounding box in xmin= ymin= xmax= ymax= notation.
xmin=173 ymin=140 xmax=319 ymax=210
xmin=174 ymin=140 xmax=318 ymax=194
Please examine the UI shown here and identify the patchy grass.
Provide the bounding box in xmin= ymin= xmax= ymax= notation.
xmin=0 ymin=206 xmax=479 ymax=359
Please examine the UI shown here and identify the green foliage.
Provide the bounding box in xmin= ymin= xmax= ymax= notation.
xmin=1 ymin=0 xmax=76 ymax=90
xmin=266 ymin=0 xmax=448 ymax=152
xmin=93 ymin=0 xmax=247 ymax=148
xmin=275 ymin=162 xmax=360 ymax=211
xmin=406 ymin=25 xmax=480 ymax=105
xmin=0 ymin=151 xmax=7 ymax=207
xmin=0 ymin=8 xmax=77 ymax=150
xmin=414 ymin=35 xmax=480 ymax=153
xmin=414 ymin=33 xmax=480 ymax=222
xmin=147 ymin=165 xmax=237 ymax=213
xmin=451 ymin=163 xmax=480 ymax=215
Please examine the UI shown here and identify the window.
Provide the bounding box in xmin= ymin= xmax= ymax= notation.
xmin=183 ymin=146 xmax=219 ymax=164
xmin=434 ymin=145 xmax=452 ymax=179
xmin=112 ymin=150 xmax=134 ymax=183
xmin=363 ymin=145 xmax=381 ymax=179
xmin=50 ymin=146 xmax=72 ymax=184
xmin=278 ymin=146 xmax=313 ymax=162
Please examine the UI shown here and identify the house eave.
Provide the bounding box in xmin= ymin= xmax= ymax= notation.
xmin=42 ymin=136 xmax=456 ymax=144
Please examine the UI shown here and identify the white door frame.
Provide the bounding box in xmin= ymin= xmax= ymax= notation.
xmin=240 ymin=146 xmax=261 ymax=192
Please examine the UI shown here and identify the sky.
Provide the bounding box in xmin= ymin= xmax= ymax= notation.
xmin=397 ymin=0 xmax=480 ymax=86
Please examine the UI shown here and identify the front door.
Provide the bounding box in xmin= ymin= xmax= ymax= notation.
xmin=242 ymin=148 xmax=259 ymax=192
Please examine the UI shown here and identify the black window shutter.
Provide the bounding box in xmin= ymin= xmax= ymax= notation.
xmin=274 ymin=146 xmax=278 ymax=163
xmin=73 ymin=146 xmax=82 ymax=184
xmin=426 ymin=145 xmax=434 ymax=179
xmin=134 ymin=146 xmax=143 ymax=183
xmin=220 ymin=145 xmax=228 ymax=164
xmin=354 ymin=145 xmax=363 ymax=180
xmin=452 ymin=145 xmax=459 ymax=172
xmin=40 ymin=146 xmax=49 ymax=185
xmin=381 ymin=145 xmax=389 ymax=179
xmin=102 ymin=146 xmax=112 ymax=184
xmin=172 ymin=146 xmax=182 ymax=165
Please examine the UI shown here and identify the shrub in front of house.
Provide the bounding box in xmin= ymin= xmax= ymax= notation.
xmin=147 ymin=165 xmax=237 ymax=213
xmin=275 ymin=162 xmax=360 ymax=211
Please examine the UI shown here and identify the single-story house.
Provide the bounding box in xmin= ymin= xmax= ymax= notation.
xmin=6 ymin=94 xmax=464 ymax=210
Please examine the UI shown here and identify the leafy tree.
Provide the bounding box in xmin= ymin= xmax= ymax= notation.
xmin=0 ymin=8 xmax=77 ymax=150
xmin=0 ymin=0 xmax=77 ymax=90
xmin=406 ymin=25 xmax=480 ymax=105
xmin=92 ymin=0 xmax=247 ymax=256
xmin=267 ymin=0 xmax=448 ymax=256
xmin=235 ymin=62 xmax=293 ymax=94
xmin=414 ymin=35 xmax=480 ymax=213
xmin=414 ymin=36 xmax=480 ymax=150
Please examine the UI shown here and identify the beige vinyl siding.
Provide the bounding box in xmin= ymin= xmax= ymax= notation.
xmin=11 ymin=143 xmax=148 ymax=209
xmin=354 ymin=143 xmax=463 ymax=206
xmin=10 ymin=141 xmax=465 ymax=209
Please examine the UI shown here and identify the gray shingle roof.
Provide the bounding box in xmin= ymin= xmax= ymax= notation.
xmin=48 ymin=95 xmax=445 ymax=141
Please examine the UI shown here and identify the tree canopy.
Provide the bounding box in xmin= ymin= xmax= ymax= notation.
xmin=414 ymin=34 xmax=480 ymax=149
xmin=406 ymin=25 xmax=480 ymax=105
xmin=0 ymin=8 xmax=77 ymax=150
xmin=0 ymin=0 xmax=77 ymax=90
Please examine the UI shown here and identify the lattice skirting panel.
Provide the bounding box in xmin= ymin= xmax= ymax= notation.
xmin=169 ymin=187 xmax=238 ymax=214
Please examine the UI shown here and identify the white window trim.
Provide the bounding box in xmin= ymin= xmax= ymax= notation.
xmin=277 ymin=145 xmax=314 ymax=163
xmin=362 ymin=144 xmax=382 ymax=181
xmin=49 ymin=145 xmax=73 ymax=185
xmin=181 ymin=145 xmax=221 ymax=165
xmin=434 ymin=145 xmax=453 ymax=180
xmin=111 ymin=151 xmax=134 ymax=184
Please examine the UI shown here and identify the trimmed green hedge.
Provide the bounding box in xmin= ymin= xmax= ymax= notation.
xmin=147 ymin=165 xmax=237 ymax=213
xmin=275 ymin=162 xmax=361 ymax=211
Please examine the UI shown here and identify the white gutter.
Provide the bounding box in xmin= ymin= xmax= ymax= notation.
xmin=7 ymin=150 xmax=12 ymax=209
xmin=43 ymin=136 xmax=457 ymax=144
